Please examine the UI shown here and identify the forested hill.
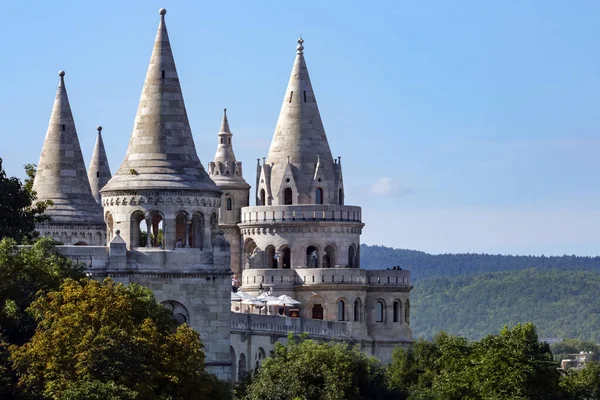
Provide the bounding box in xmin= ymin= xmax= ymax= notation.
xmin=411 ymin=268 xmax=600 ymax=342
xmin=360 ymin=244 xmax=600 ymax=282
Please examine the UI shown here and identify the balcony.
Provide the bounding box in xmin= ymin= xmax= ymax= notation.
xmin=242 ymin=268 xmax=411 ymax=288
xmin=240 ymin=205 xmax=363 ymax=225
xmin=230 ymin=312 xmax=350 ymax=338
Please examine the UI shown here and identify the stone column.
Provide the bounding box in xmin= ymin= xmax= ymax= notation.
xmin=145 ymin=214 xmax=152 ymax=248
xmin=184 ymin=220 xmax=191 ymax=248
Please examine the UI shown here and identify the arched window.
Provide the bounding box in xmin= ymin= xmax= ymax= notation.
xmin=337 ymin=300 xmax=345 ymax=321
xmin=393 ymin=301 xmax=400 ymax=323
xmin=226 ymin=197 xmax=232 ymax=210
xmin=339 ymin=188 xmax=344 ymax=205
xmin=230 ymin=347 xmax=237 ymax=382
xmin=353 ymin=299 xmax=360 ymax=322
xmin=265 ymin=245 xmax=277 ymax=269
xmin=405 ymin=299 xmax=410 ymax=325
xmin=306 ymin=246 xmax=319 ymax=268
xmin=316 ymin=188 xmax=323 ymax=204
xmin=375 ymin=301 xmax=384 ymax=323
xmin=284 ymin=188 xmax=293 ymax=205
xmin=238 ymin=353 xmax=247 ymax=379
xmin=324 ymin=245 xmax=336 ymax=268
xmin=312 ymin=304 xmax=323 ymax=320
xmin=260 ymin=189 xmax=266 ymax=206
xmin=348 ymin=244 xmax=356 ymax=268
xmin=281 ymin=247 xmax=291 ymax=269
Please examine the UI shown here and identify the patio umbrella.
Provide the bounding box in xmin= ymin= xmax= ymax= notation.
xmin=231 ymin=292 xmax=244 ymax=302
xmin=236 ymin=290 xmax=258 ymax=300
xmin=277 ymin=294 xmax=301 ymax=306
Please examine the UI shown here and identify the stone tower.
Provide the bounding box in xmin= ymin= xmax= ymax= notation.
xmin=32 ymin=71 xmax=105 ymax=245
xmin=241 ymin=38 xmax=359 ymax=271
xmin=88 ymin=126 xmax=112 ymax=204
xmin=208 ymin=109 xmax=250 ymax=278
xmin=237 ymin=39 xmax=412 ymax=362
xmin=99 ymin=9 xmax=232 ymax=380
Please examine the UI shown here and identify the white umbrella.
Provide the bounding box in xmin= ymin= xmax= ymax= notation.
xmin=242 ymin=298 xmax=265 ymax=306
xmin=278 ymin=294 xmax=301 ymax=306
xmin=236 ymin=290 xmax=258 ymax=300
xmin=266 ymin=298 xmax=285 ymax=306
xmin=231 ymin=292 xmax=244 ymax=302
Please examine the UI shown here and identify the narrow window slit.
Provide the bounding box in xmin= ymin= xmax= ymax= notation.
xmin=61 ymin=124 xmax=65 ymax=131
xmin=161 ymin=70 xmax=165 ymax=79
xmin=303 ymin=91 xmax=307 ymax=102
xmin=289 ymin=91 xmax=293 ymax=103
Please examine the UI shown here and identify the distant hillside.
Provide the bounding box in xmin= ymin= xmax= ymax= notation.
xmin=360 ymin=244 xmax=600 ymax=282
xmin=412 ymin=268 xmax=600 ymax=342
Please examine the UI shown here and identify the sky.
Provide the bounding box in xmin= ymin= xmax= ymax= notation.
xmin=1 ymin=0 xmax=600 ymax=256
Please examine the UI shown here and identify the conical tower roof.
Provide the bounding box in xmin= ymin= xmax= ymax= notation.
xmin=210 ymin=109 xmax=250 ymax=188
xmin=214 ymin=108 xmax=237 ymax=164
xmin=33 ymin=71 xmax=103 ymax=224
xmin=88 ymin=126 xmax=112 ymax=204
xmin=102 ymin=9 xmax=218 ymax=193
xmin=265 ymin=38 xmax=337 ymax=203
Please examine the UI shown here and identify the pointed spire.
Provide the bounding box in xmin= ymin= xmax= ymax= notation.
xmin=213 ymin=108 xmax=236 ymax=164
xmin=265 ymin=38 xmax=338 ymax=204
xmin=88 ymin=126 xmax=112 ymax=204
xmin=33 ymin=71 xmax=103 ymax=224
xmin=102 ymin=9 xmax=218 ymax=192
xmin=209 ymin=109 xmax=250 ymax=188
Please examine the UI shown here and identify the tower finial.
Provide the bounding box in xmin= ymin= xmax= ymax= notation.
xmin=97 ymin=125 xmax=102 ymax=133
xmin=159 ymin=8 xmax=167 ymax=16
xmin=297 ymin=37 xmax=304 ymax=54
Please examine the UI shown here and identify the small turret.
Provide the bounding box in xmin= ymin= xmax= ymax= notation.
xmin=208 ymin=109 xmax=250 ymax=277
xmin=88 ymin=126 xmax=112 ymax=204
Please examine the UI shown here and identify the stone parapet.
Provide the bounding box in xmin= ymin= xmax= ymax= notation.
xmin=240 ymin=205 xmax=362 ymax=225
xmin=231 ymin=312 xmax=350 ymax=339
xmin=241 ymin=268 xmax=410 ymax=290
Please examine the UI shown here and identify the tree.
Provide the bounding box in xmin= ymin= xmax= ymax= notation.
xmin=243 ymin=334 xmax=394 ymax=400
xmin=0 ymin=237 xmax=83 ymax=345
xmin=470 ymin=323 xmax=561 ymax=399
xmin=386 ymin=324 xmax=562 ymax=400
xmin=11 ymin=278 xmax=225 ymax=400
xmin=560 ymin=361 xmax=600 ymax=400
xmin=0 ymin=160 xmax=51 ymax=243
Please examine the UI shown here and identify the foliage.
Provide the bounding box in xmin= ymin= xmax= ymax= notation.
xmin=560 ymin=361 xmax=600 ymax=400
xmin=360 ymin=244 xmax=600 ymax=282
xmin=411 ymin=268 xmax=600 ymax=341
xmin=0 ymin=237 xmax=83 ymax=345
xmin=243 ymin=334 xmax=394 ymax=400
xmin=386 ymin=324 xmax=562 ymax=400
xmin=0 ymin=160 xmax=52 ymax=243
xmin=11 ymin=278 xmax=222 ymax=400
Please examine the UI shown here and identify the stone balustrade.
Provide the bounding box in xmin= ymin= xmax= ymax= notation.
xmin=242 ymin=267 xmax=410 ymax=287
xmin=230 ymin=312 xmax=350 ymax=338
xmin=240 ymin=205 xmax=362 ymax=225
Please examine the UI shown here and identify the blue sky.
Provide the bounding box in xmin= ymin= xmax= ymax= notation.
xmin=1 ymin=1 xmax=600 ymax=255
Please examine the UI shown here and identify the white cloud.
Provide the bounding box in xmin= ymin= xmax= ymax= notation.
xmin=370 ymin=177 xmax=411 ymax=197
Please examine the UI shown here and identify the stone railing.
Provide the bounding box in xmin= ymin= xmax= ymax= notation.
xmin=242 ymin=268 xmax=410 ymax=287
xmin=230 ymin=312 xmax=350 ymax=338
xmin=240 ymin=205 xmax=363 ymax=224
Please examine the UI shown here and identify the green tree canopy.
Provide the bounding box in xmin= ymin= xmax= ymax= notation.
xmin=386 ymin=324 xmax=562 ymax=400
xmin=11 ymin=278 xmax=224 ymax=400
xmin=0 ymin=160 xmax=51 ymax=243
xmin=0 ymin=237 xmax=83 ymax=345
xmin=243 ymin=334 xmax=393 ymax=400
